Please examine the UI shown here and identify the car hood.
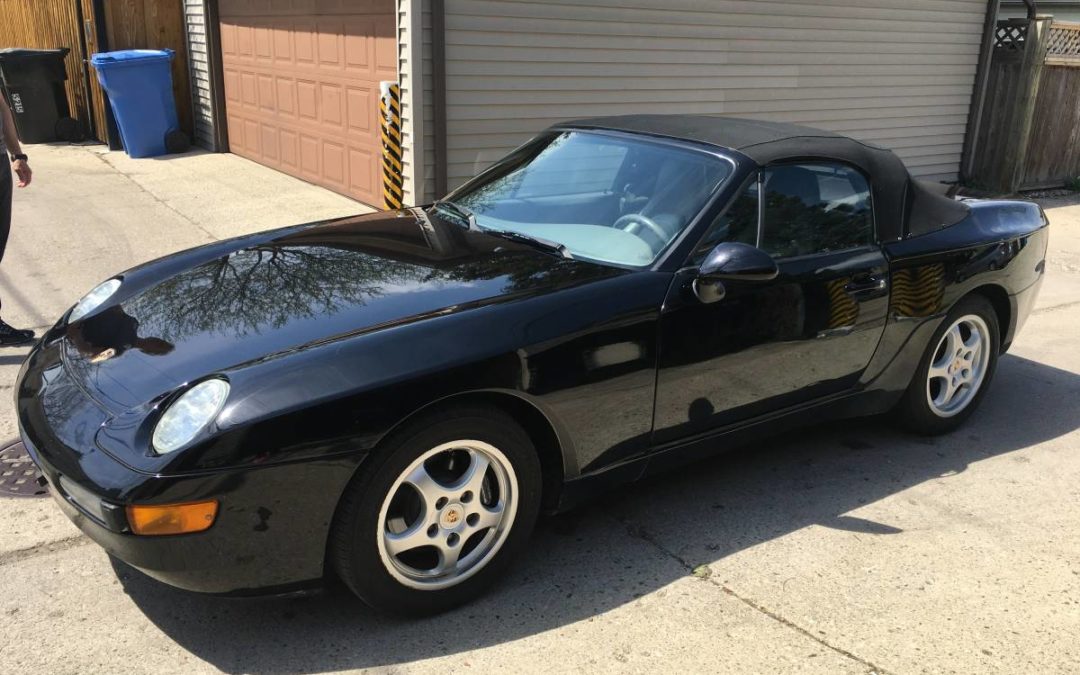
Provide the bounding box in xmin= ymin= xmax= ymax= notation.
xmin=61 ymin=208 xmax=624 ymax=412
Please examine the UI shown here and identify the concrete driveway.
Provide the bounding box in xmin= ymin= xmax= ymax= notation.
xmin=1 ymin=146 xmax=1078 ymax=674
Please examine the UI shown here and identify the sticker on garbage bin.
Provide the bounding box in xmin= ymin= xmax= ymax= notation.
xmin=11 ymin=93 xmax=22 ymax=114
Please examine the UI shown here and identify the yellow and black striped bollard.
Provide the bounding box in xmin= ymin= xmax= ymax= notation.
xmin=379 ymin=82 xmax=404 ymax=210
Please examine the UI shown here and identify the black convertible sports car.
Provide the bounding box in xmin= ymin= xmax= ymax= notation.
xmin=18 ymin=116 xmax=1047 ymax=615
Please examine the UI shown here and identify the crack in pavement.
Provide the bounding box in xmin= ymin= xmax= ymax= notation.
xmin=609 ymin=511 xmax=891 ymax=675
xmin=0 ymin=535 xmax=90 ymax=568
xmin=1032 ymin=299 xmax=1080 ymax=315
xmin=89 ymin=150 xmax=221 ymax=244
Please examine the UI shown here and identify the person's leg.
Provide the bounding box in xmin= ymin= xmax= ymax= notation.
xmin=0 ymin=160 xmax=11 ymax=267
xmin=0 ymin=160 xmax=35 ymax=346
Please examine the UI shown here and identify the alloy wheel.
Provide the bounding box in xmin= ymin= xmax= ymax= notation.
xmin=376 ymin=440 xmax=518 ymax=590
xmin=926 ymin=314 xmax=991 ymax=418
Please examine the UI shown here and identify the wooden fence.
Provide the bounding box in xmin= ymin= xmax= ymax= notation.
xmin=102 ymin=0 xmax=193 ymax=141
xmin=0 ymin=0 xmax=192 ymax=145
xmin=969 ymin=19 xmax=1080 ymax=191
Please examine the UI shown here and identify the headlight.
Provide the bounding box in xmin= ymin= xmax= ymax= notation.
xmin=69 ymin=278 xmax=121 ymax=322
xmin=152 ymin=379 xmax=230 ymax=455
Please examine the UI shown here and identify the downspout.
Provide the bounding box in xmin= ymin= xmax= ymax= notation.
xmin=432 ymin=0 xmax=448 ymax=198
xmin=1023 ymin=0 xmax=1038 ymax=20
xmin=960 ymin=0 xmax=1003 ymax=183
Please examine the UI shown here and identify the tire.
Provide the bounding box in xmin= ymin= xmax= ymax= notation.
xmin=330 ymin=405 xmax=542 ymax=616
xmin=895 ymin=294 xmax=1001 ymax=435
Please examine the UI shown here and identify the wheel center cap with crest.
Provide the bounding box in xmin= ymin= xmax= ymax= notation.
xmin=440 ymin=503 xmax=464 ymax=529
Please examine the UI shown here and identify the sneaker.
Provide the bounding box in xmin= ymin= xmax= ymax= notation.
xmin=0 ymin=319 xmax=35 ymax=346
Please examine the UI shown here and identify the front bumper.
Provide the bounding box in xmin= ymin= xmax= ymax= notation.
xmin=24 ymin=434 xmax=337 ymax=594
xmin=16 ymin=341 xmax=355 ymax=595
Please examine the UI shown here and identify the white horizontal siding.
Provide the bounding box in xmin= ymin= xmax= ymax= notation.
xmin=399 ymin=0 xmax=415 ymax=205
xmin=184 ymin=0 xmax=217 ymax=150
xmin=421 ymin=0 xmax=436 ymax=202
xmin=400 ymin=0 xmax=436 ymax=206
xmin=396 ymin=0 xmax=435 ymax=205
xmin=435 ymin=0 xmax=988 ymax=191
xmin=1000 ymin=2 xmax=1080 ymax=23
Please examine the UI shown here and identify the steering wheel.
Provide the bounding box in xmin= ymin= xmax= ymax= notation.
xmin=613 ymin=213 xmax=669 ymax=244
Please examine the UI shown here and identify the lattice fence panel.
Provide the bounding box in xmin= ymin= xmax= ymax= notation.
xmin=995 ymin=20 xmax=1028 ymax=52
xmin=1047 ymin=23 xmax=1080 ymax=57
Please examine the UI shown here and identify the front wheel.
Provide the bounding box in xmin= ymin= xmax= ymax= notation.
xmin=895 ymin=295 xmax=1000 ymax=434
xmin=330 ymin=405 xmax=542 ymax=615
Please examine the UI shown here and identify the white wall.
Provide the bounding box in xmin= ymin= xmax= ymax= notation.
xmin=420 ymin=0 xmax=989 ymax=200
xmin=184 ymin=0 xmax=217 ymax=150
xmin=1000 ymin=2 xmax=1080 ymax=23
xmin=398 ymin=0 xmax=432 ymax=205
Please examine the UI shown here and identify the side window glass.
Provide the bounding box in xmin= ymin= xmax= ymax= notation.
xmin=691 ymin=179 xmax=758 ymax=264
xmin=760 ymin=164 xmax=873 ymax=258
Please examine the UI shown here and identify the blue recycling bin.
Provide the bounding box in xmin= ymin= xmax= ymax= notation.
xmin=90 ymin=50 xmax=183 ymax=158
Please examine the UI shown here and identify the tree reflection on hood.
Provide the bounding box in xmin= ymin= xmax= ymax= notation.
xmin=122 ymin=246 xmax=430 ymax=342
xmin=113 ymin=213 xmax=617 ymax=344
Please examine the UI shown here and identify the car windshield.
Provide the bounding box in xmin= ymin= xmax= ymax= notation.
xmin=441 ymin=131 xmax=734 ymax=267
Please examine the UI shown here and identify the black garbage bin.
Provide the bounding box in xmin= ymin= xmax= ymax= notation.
xmin=0 ymin=48 xmax=83 ymax=143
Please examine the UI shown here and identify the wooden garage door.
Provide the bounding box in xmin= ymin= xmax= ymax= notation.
xmin=218 ymin=0 xmax=396 ymax=206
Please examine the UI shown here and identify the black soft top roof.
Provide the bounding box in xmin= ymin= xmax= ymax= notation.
xmin=553 ymin=114 xmax=967 ymax=241
xmin=560 ymin=114 xmax=848 ymax=156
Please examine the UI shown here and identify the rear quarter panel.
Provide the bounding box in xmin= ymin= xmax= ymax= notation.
xmin=862 ymin=199 xmax=1048 ymax=395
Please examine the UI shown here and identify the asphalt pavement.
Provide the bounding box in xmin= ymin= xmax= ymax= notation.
xmin=1 ymin=145 xmax=1078 ymax=674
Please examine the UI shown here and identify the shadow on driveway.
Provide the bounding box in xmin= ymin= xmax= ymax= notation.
xmin=111 ymin=353 xmax=1080 ymax=672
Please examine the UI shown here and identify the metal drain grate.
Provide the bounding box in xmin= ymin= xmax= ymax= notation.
xmin=0 ymin=440 xmax=47 ymax=498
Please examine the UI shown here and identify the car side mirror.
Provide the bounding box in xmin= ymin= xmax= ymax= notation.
xmin=692 ymin=242 xmax=779 ymax=304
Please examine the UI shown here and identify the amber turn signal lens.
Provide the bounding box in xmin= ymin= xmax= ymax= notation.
xmin=126 ymin=500 xmax=218 ymax=536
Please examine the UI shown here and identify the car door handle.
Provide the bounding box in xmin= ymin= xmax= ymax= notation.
xmin=844 ymin=276 xmax=887 ymax=295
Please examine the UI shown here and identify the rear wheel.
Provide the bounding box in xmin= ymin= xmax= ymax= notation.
xmin=330 ymin=405 xmax=541 ymax=615
xmin=896 ymin=295 xmax=1000 ymax=434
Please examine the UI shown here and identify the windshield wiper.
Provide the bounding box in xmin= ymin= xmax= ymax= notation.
xmin=432 ymin=202 xmax=572 ymax=259
xmin=480 ymin=228 xmax=573 ymax=259
xmin=432 ymin=200 xmax=477 ymax=230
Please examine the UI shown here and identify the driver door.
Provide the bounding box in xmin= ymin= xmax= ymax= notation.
xmin=653 ymin=162 xmax=890 ymax=444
